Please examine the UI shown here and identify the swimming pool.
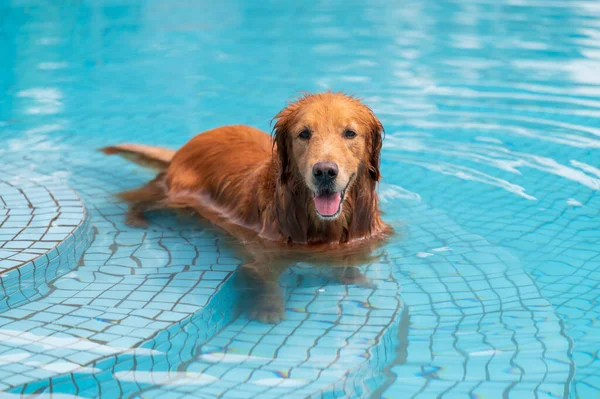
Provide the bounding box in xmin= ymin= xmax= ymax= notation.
xmin=0 ymin=0 xmax=599 ymax=397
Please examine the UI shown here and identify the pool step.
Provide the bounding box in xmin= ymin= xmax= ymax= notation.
xmin=0 ymin=177 xmax=92 ymax=312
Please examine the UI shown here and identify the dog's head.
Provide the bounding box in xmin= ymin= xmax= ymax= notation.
xmin=273 ymin=92 xmax=383 ymax=220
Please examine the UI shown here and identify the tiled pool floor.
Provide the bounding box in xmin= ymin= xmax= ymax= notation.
xmin=1 ymin=0 xmax=600 ymax=398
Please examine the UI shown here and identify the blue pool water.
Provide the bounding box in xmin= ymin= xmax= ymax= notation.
xmin=1 ymin=0 xmax=599 ymax=397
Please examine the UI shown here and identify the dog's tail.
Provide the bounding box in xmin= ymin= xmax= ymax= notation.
xmin=100 ymin=144 xmax=176 ymax=171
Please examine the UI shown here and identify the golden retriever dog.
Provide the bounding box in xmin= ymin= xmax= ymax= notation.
xmin=102 ymin=92 xmax=392 ymax=322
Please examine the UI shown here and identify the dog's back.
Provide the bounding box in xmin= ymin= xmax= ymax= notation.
xmin=167 ymin=125 xmax=272 ymax=194
xmin=166 ymin=125 xmax=276 ymax=228
xmin=103 ymin=125 xmax=277 ymax=231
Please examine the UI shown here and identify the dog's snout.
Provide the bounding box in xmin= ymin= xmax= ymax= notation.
xmin=313 ymin=162 xmax=339 ymax=183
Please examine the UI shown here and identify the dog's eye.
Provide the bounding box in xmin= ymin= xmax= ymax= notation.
xmin=298 ymin=129 xmax=311 ymax=140
xmin=344 ymin=130 xmax=357 ymax=139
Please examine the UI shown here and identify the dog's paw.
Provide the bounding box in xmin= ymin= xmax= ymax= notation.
xmin=248 ymin=295 xmax=285 ymax=324
xmin=335 ymin=267 xmax=376 ymax=289
xmin=125 ymin=213 xmax=148 ymax=228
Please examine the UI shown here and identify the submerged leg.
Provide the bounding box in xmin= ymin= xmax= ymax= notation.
xmin=124 ymin=200 xmax=169 ymax=228
xmin=117 ymin=173 xmax=169 ymax=228
xmin=240 ymin=261 xmax=289 ymax=324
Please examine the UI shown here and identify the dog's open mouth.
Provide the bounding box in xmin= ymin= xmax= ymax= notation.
xmin=314 ymin=190 xmax=344 ymax=218
xmin=313 ymin=174 xmax=354 ymax=218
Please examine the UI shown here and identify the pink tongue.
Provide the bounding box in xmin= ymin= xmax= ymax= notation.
xmin=314 ymin=192 xmax=342 ymax=216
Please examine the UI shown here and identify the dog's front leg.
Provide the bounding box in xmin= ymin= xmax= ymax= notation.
xmin=240 ymin=260 xmax=288 ymax=324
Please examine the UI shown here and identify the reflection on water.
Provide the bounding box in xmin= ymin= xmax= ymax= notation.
xmin=0 ymin=0 xmax=599 ymax=397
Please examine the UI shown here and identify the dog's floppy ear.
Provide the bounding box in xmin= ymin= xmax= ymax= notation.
xmin=367 ymin=109 xmax=384 ymax=181
xmin=272 ymin=104 xmax=296 ymax=184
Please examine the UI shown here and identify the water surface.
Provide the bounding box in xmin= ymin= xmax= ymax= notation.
xmin=1 ymin=0 xmax=599 ymax=398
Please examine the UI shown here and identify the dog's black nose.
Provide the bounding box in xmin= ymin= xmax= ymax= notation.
xmin=313 ymin=162 xmax=338 ymax=183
